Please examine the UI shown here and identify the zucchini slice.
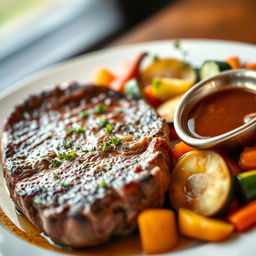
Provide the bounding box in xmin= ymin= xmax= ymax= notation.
xmin=200 ymin=61 xmax=231 ymax=81
xmin=237 ymin=170 xmax=256 ymax=203
xmin=170 ymin=150 xmax=233 ymax=216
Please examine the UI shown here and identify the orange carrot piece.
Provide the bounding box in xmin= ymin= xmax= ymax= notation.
xmin=228 ymin=200 xmax=256 ymax=232
xmin=110 ymin=52 xmax=147 ymax=92
xmin=172 ymin=142 xmax=195 ymax=161
xmin=239 ymin=147 xmax=256 ymax=170
xmin=93 ymin=68 xmax=116 ymax=86
xmin=226 ymin=56 xmax=241 ymax=69
xmin=143 ymin=85 xmax=162 ymax=108
xmin=245 ymin=63 xmax=256 ymax=70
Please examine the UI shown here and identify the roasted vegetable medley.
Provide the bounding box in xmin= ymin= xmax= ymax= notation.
xmin=92 ymin=41 xmax=256 ymax=254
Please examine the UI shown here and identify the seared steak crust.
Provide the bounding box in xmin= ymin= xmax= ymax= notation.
xmin=1 ymin=84 xmax=172 ymax=247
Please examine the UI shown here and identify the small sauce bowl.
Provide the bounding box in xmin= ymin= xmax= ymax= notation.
xmin=174 ymin=69 xmax=256 ymax=150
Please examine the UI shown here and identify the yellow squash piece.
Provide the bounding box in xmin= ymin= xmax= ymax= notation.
xmin=157 ymin=94 xmax=183 ymax=123
xmin=140 ymin=58 xmax=196 ymax=101
xmin=138 ymin=209 xmax=178 ymax=254
xmin=179 ymin=208 xmax=234 ymax=242
xmin=152 ymin=77 xmax=194 ymax=101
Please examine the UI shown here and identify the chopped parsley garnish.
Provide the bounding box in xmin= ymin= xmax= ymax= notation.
xmin=173 ymin=40 xmax=189 ymax=59
xmin=52 ymin=172 xmax=59 ymax=179
xmin=100 ymin=180 xmax=108 ymax=189
xmin=34 ymin=197 xmax=42 ymax=205
xmin=152 ymin=78 xmax=161 ymax=88
xmin=62 ymin=180 xmax=73 ymax=188
xmin=51 ymin=158 xmax=62 ymax=167
xmin=105 ymin=124 xmax=113 ymax=133
xmin=105 ymin=164 xmax=111 ymax=171
xmin=173 ymin=40 xmax=181 ymax=49
xmin=102 ymin=137 xmax=122 ymax=152
xmin=58 ymin=151 xmax=76 ymax=160
xmin=63 ymin=140 xmax=72 ymax=148
xmin=94 ymin=104 xmax=107 ymax=114
xmin=66 ymin=126 xmax=85 ymax=136
xmin=99 ymin=118 xmax=108 ymax=127
xmin=79 ymin=110 xmax=89 ymax=118
xmin=152 ymin=54 xmax=159 ymax=61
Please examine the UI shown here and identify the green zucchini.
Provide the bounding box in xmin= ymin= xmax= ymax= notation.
xmin=200 ymin=61 xmax=231 ymax=80
xmin=124 ymin=78 xmax=141 ymax=99
xmin=237 ymin=170 xmax=256 ymax=203
xmin=170 ymin=150 xmax=233 ymax=216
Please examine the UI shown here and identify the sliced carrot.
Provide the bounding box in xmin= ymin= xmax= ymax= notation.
xmin=228 ymin=200 xmax=256 ymax=231
xmin=143 ymin=85 xmax=162 ymax=108
xmin=239 ymin=147 xmax=256 ymax=170
xmin=93 ymin=68 xmax=116 ymax=86
xmin=245 ymin=63 xmax=256 ymax=70
xmin=110 ymin=52 xmax=147 ymax=92
xmin=172 ymin=142 xmax=195 ymax=161
xmin=225 ymin=56 xmax=241 ymax=69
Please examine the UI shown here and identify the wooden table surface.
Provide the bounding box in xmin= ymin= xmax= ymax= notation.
xmin=112 ymin=0 xmax=256 ymax=46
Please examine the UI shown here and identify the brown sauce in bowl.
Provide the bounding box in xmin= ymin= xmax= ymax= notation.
xmin=187 ymin=87 xmax=256 ymax=138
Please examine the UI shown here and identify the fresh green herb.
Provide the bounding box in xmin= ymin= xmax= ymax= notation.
xmin=173 ymin=40 xmax=181 ymax=49
xmin=66 ymin=129 xmax=74 ymax=136
xmin=75 ymin=126 xmax=85 ymax=133
xmin=34 ymin=197 xmax=42 ymax=205
xmin=173 ymin=40 xmax=189 ymax=60
xmin=152 ymin=78 xmax=161 ymax=88
xmin=102 ymin=137 xmax=122 ymax=152
xmin=105 ymin=164 xmax=111 ymax=171
xmin=100 ymin=180 xmax=108 ymax=189
xmin=94 ymin=104 xmax=107 ymax=114
xmin=99 ymin=118 xmax=108 ymax=127
xmin=105 ymin=124 xmax=113 ymax=133
xmin=52 ymin=172 xmax=59 ymax=179
xmin=56 ymin=145 xmax=60 ymax=150
xmin=58 ymin=151 xmax=76 ymax=160
xmin=63 ymin=140 xmax=72 ymax=148
xmin=51 ymin=158 xmax=62 ymax=167
xmin=66 ymin=126 xmax=85 ymax=136
xmin=109 ymin=137 xmax=122 ymax=145
xmin=152 ymin=55 xmax=160 ymax=61
xmin=62 ymin=180 xmax=73 ymax=188
xmin=79 ymin=111 xmax=89 ymax=118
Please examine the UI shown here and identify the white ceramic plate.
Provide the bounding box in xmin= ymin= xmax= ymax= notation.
xmin=1 ymin=40 xmax=256 ymax=256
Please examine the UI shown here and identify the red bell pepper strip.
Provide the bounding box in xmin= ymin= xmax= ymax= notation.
xmin=110 ymin=52 xmax=147 ymax=92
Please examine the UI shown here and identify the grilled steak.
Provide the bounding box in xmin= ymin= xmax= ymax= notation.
xmin=1 ymin=83 xmax=172 ymax=247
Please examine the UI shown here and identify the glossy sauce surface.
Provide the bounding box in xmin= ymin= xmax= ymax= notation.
xmin=187 ymin=87 xmax=256 ymax=138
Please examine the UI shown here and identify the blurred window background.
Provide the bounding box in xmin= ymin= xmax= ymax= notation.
xmin=0 ymin=0 xmax=172 ymax=91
